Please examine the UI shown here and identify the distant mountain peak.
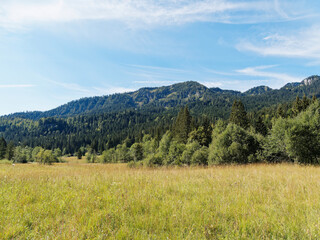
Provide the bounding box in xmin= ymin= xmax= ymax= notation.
xmin=244 ymin=85 xmax=272 ymax=96
xmin=302 ymin=75 xmax=320 ymax=86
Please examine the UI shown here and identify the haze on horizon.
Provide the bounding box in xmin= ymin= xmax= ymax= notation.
xmin=1 ymin=0 xmax=320 ymax=116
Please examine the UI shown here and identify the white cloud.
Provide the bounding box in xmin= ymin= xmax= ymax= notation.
xmin=0 ymin=0 xmax=303 ymax=30
xmin=236 ymin=65 xmax=302 ymax=84
xmin=0 ymin=84 xmax=34 ymax=88
xmin=48 ymin=79 xmax=91 ymax=94
xmin=46 ymin=78 xmax=134 ymax=96
xmin=237 ymin=25 xmax=320 ymax=61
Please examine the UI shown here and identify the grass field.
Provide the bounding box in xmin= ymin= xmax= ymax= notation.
xmin=1 ymin=162 xmax=320 ymax=239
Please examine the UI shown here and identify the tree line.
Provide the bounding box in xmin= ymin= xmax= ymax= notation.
xmin=97 ymin=95 xmax=320 ymax=166
xmin=1 ymin=95 xmax=319 ymax=165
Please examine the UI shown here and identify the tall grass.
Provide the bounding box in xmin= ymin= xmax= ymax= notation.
xmin=1 ymin=163 xmax=320 ymax=239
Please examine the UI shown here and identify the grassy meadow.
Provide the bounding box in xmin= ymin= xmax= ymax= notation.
xmin=1 ymin=162 xmax=320 ymax=239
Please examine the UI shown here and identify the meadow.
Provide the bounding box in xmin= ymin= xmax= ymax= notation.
xmin=1 ymin=162 xmax=320 ymax=239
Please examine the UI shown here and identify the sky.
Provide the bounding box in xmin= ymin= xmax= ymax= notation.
xmin=1 ymin=0 xmax=320 ymax=116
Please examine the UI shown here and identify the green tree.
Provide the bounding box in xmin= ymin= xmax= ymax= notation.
xmin=130 ymin=143 xmax=143 ymax=162
xmin=191 ymin=146 xmax=209 ymax=165
xmin=5 ymin=142 xmax=15 ymax=160
xmin=158 ymin=131 xmax=172 ymax=159
xmin=181 ymin=141 xmax=201 ymax=165
xmin=209 ymin=123 xmax=260 ymax=165
xmin=292 ymin=96 xmax=303 ymax=116
xmin=253 ymin=116 xmax=268 ymax=136
xmin=101 ymin=148 xmax=116 ymax=163
xmin=165 ymin=141 xmax=185 ymax=165
xmin=229 ymin=100 xmax=249 ymax=129
xmin=188 ymin=119 xmax=212 ymax=147
xmin=77 ymin=148 xmax=82 ymax=159
xmin=0 ymin=137 xmax=7 ymax=159
xmin=86 ymin=148 xmax=97 ymax=163
xmin=173 ymin=106 xmax=192 ymax=143
xmin=13 ymin=146 xmax=28 ymax=163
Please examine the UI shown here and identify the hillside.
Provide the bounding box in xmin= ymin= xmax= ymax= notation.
xmin=3 ymin=76 xmax=320 ymax=120
xmin=0 ymin=75 xmax=319 ymax=153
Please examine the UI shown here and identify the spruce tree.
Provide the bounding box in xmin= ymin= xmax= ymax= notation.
xmin=229 ymin=100 xmax=249 ymax=129
xmin=173 ymin=106 xmax=192 ymax=143
xmin=254 ymin=116 xmax=268 ymax=136
xmin=302 ymin=94 xmax=310 ymax=111
xmin=0 ymin=137 xmax=7 ymax=159
xmin=292 ymin=96 xmax=303 ymax=115
xmin=5 ymin=142 xmax=15 ymax=160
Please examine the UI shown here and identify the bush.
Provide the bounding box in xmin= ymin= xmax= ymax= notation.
xmin=263 ymin=101 xmax=320 ymax=164
xmin=127 ymin=160 xmax=143 ymax=168
xmin=164 ymin=141 xmax=185 ymax=165
xmin=143 ymin=154 xmax=163 ymax=167
xmin=181 ymin=141 xmax=201 ymax=165
xmin=208 ymin=123 xmax=260 ymax=165
xmin=191 ymin=146 xmax=209 ymax=165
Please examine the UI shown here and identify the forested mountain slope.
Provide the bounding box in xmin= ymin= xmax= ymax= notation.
xmin=0 ymin=75 xmax=319 ymax=153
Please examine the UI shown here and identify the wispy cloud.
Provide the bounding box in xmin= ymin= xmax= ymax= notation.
xmin=236 ymin=65 xmax=302 ymax=84
xmin=48 ymin=79 xmax=91 ymax=94
xmin=0 ymin=0 xmax=304 ymax=30
xmin=237 ymin=25 xmax=320 ymax=62
xmin=47 ymin=78 xmax=133 ymax=96
xmin=0 ymin=84 xmax=34 ymax=88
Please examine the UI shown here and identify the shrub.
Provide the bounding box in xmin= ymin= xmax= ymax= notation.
xmin=208 ymin=123 xmax=260 ymax=165
xmin=191 ymin=146 xmax=209 ymax=165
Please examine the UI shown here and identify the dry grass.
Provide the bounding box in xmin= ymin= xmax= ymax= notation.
xmin=0 ymin=163 xmax=320 ymax=239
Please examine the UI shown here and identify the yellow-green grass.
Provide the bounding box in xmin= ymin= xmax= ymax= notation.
xmin=1 ymin=163 xmax=320 ymax=239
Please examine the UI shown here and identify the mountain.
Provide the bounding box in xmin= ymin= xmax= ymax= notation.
xmin=1 ymin=75 xmax=320 ymax=153
xmin=3 ymin=76 xmax=320 ymax=121
xmin=244 ymin=86 xmax=273 ymax=96
xmin=4 ymin=81 xmax=235 ymax=120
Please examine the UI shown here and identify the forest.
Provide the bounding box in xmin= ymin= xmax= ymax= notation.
xmin=0 ymin=93 xmax=319 ymax=166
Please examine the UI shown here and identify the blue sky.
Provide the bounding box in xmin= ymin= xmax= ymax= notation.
xmin=1 ymin=0 xmax=320 ymax=115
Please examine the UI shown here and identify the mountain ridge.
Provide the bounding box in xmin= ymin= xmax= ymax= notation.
xmin=2 ymin=75 xmax=320 ymax=120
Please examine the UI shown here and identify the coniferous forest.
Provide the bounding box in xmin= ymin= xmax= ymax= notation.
xmin=1 ymin=76 xmax=320 ymax=165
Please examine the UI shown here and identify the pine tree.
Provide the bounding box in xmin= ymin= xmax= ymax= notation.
xmin=254 ymin=116 xmax=268 ymax=136
xmin=173 ymin=106 xmax=192 ymax=143
xmin=5 ymin=142 xmax=15 ymax=160
xmin=77 ymin=149 xmax=82 ymax=159
xmin=229 ymin=100 xmax=249 ymax=129
xmin=292 ymin=96 xmax=303 ymax=115
xmin=302 ymin=94 xmax=310 ymax=111
xmin=0 ymin=137 xmax=7 ymax=159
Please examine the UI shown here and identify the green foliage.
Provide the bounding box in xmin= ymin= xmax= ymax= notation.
xmin=181 ymin=141 xmax=201 ymax=165
xmin=209 ymin=124 xmax=260 ymax=165
xmin=130 ymin=143 xmax=143 ymax=162
xmin=165 ymin=141 xmax=186 ymax=165
xmin=101 ymin=148 xmax=116 ymax=163
xmin=13 ymin=146 xmax=29 ymax=163
xmin=188 ymin=119 xmax=212 ymax=147
xmin=263 ymin=100 xmax=320 ymax=164
xmin=158 ymin=131 xmax=172 ymax=159
xmin=0 ymin=137 xmax=7 ymax=159
xmin=173 ymin=106 xmax=192 ymax=143
xmin=86 ymin=148 xmax=97 ymax=163
xmin=191 ymin=146 xmax=209 ymax=165
xmin=229 ymin=100 xmax=249 ymax=129
xmin=77 ymin=149 xmax=82 ymax=159
xmin=143 ymin=154 xmax=163 ymax=167
xmin=5 ymin=141 xmax=14 ymax=160
xmin=34 ymin=148 xmax=58 ymax=164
